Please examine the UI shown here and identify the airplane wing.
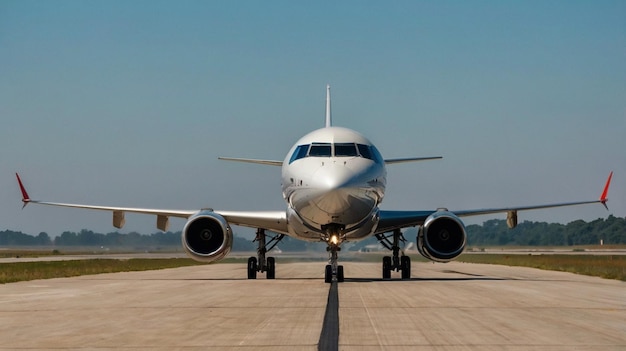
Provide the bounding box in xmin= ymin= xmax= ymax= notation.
xmin=376 ymin=171 xmax=613 ymax=233
xmin=16 ymin=173 xmax=289 ymax=234
xmin=384 ymin=156 xmax=443 ymax=164
xmin=218 ymin=157 xmax=283 ymax=166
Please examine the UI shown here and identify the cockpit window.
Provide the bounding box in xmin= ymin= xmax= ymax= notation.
xmin=288 ymin=142 xmax=382 ymax=163
xmin=308 ymin=143 xmax=332 ymax=157
xmin=289 ymin=144 xmax=310 ymax=164
xmin=357 ymin=144 xmax=372 ymax=160
xmin=370 ymin=145 xmax=384 ymax=163
xmin=335 ymin=143 xmax=358 ymax=157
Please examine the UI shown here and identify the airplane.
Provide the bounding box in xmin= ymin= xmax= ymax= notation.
xmin=16 ymin=85 xmax=613 ymax=283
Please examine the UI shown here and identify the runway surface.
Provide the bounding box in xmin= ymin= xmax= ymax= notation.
xmin=0 ymin=261 xmax=624 ymax=350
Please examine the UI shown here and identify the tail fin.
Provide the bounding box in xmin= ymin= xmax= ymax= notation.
xmin=325 ymin=84 xmax=332 ymax=127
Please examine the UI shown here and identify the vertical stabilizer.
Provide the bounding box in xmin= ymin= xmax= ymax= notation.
xmin=325 ymin=84 xmax=332 ymax=127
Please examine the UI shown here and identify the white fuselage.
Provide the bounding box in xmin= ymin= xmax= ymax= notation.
xmin=281 ymin=127 xmax=387 ymax=243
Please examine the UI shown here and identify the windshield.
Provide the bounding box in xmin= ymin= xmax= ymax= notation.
xmin=309 ymin=143 xmax=332 ymax=157
xmin=335 ymin=143 xmax=358 ymax=157
xmin=288 ymin=142 xmax=381 ymax=163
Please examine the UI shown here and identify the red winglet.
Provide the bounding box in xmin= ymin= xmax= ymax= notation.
xmin=599 ymin=171 xmax=613 ymax=209
xmin=15 ymin=173 xmax=31 ymax=204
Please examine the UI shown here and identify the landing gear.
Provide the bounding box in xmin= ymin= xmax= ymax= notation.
xmin=325 ymin=264 xmax=333 ymax=283
xmin=400 ymin=255 xmax=411 ymax=279
xmin=247 ymin=257 xmax=257 ymax=279
xmin=325 ymin=243 xmax=344 ymax=283
xmin=376 ymin=229 xmax=411 ymax=280
xmin=382 ymin=256 xmax=391 ymax=279
xmin=266 ymin=257 xmax=276 ymax=279
xmin=324 ymin=226 xmax=345 ymax=283
xmin=247 ymin=229 xmax=284 ymax=280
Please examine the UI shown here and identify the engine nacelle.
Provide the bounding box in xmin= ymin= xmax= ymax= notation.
xmin=182 ymin=211 xmax=233 ymax=263
xmin=417 ymin=211 xmax=467 ymax=262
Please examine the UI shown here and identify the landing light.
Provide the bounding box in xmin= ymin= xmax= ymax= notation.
xmin=330 ymin=235 xmax=339 ymax=245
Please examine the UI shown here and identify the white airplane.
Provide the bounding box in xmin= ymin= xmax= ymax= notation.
xmin=16 ymin=86 xmax=613 ymax=283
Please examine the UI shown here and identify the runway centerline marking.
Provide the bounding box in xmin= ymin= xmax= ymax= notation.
xmin=318 ymin=280 xmax=339 ymax=351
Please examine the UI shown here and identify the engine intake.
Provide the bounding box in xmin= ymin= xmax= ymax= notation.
xmin=418 ymin=211 xmax=467 ymax=262
xmin=182 ymin=211 xmax=232 ymax=263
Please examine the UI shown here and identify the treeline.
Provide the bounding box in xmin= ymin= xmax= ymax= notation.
xmin=1 ymin=215 xmax=625 ymax=249
xmin=466 ymin=215 xmax=626 ymax=246
xmin=0 ymin=230 xmax=180 ymax=248
xmin=0 ymin=229 xmax=318 ymax=252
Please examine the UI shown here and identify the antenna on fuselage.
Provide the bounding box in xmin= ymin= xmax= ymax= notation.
xmin=325 ymin=84 xmax=332 ymax=127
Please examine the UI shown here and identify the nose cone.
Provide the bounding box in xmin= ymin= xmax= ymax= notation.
xmin=291 ymin=161 xmax=383 ymax=227
xmin=313 ymin=163 xmax=357 ymax=190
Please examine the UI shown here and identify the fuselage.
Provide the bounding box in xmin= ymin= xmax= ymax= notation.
xmin=281 ymin=126 xmax=387 ymax=243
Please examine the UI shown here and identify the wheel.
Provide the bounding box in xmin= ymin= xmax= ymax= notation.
xmin=266 ymin=257 xmax=276 ymax=279
xmin=247 ymin=257 xmax=257 ymax=279
xmin=336 ymin=265 xmax=344 ymax=283
xmin=401 ymin=255 xmax=411 ymax=280
xmin=325 ymin=264 xmax=333 ymax=283
xmin=382 ymin=256 xmax=391 ymax=280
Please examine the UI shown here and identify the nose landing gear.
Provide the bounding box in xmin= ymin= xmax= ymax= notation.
xmin=324 ymin=227 xmax=345 ymax=283
xmin=325 ymin=243 xmax=344 ymax=283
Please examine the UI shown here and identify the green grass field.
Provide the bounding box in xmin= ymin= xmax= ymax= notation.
xmin=457 ymin=254 xmax=626 ymax=281
xmin=0 ymin=258 xmax=208 ymax=284
xmin=1 ymin=251 xmax=624 ymax=284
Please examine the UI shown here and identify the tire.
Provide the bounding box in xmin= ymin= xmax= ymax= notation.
xmin=247 ymin=257 xmax=257 ymax=279
xmin=401 ymin=255 xmax=411 ymax=280
xmin=325 ymin=264 xmax=333 ymax=283
xmin=266 ymin=257 xmax=276 ymax=279
xmin=336 ymin=265 xmax=344 ymax=283
xmin=382 ymin=256 xmax=391 ymax=280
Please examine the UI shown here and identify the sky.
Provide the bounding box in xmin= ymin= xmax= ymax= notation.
xmin=1 ymin=1 xmax=624 ymax=237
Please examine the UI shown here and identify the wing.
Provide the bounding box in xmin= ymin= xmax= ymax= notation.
xmin=376 ymin=171 xmax=613 ymax=233
xmin=16 ymin=173 xmax=288 ymax=234
xmin=384 ymin=156 xmax=443 ymax=164
xmin=218 ymin=157 xmax=283 ymax=166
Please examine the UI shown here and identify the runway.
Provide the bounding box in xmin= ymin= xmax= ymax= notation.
xmin=0 ymin=261 xmax=624 ymax=350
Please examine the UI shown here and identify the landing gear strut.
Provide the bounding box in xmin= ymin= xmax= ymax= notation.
xmin=376 ymin=229 xmax=411 ymax=280
xmin=324 ymin=227 xmax=345 ymax=283
xmin=247 ymin=229 xmax=284 ymax=279
xmin=325 ymin=243 xmax=344 ymax=283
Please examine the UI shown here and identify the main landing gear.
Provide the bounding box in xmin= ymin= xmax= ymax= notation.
xmin=376 ymin=229 xmax=411 ymax=280
xmin=247 ymin=229 xmax=284 ymax=280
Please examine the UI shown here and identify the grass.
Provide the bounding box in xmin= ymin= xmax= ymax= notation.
xmin=1 ymin=251 xmax=625 ymax=284
xmin=0 ymin=258 xmax=208 ymax=284
xmin=457 ymin=254 xmax=626 ymax=281
xmin=0 ymin=249 xmax=63 ymax=258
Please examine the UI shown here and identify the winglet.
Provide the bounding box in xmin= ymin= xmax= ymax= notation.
xmin=16 ymin=173 xmax=31 ymax=208
xmin=599 ymin=171 xmax=613 ymax=210
xmin=325 ymin=84 xmax=332 ymax=128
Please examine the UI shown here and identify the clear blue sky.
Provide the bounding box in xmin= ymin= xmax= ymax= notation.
xmin=1 ymin=1 xmax=624 ymax=236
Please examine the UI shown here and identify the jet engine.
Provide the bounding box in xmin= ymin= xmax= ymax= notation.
xmin=182 ymin=211 xmax=233 ymax=263
xmin=417 ymin=210 xmax=467 ymax=262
